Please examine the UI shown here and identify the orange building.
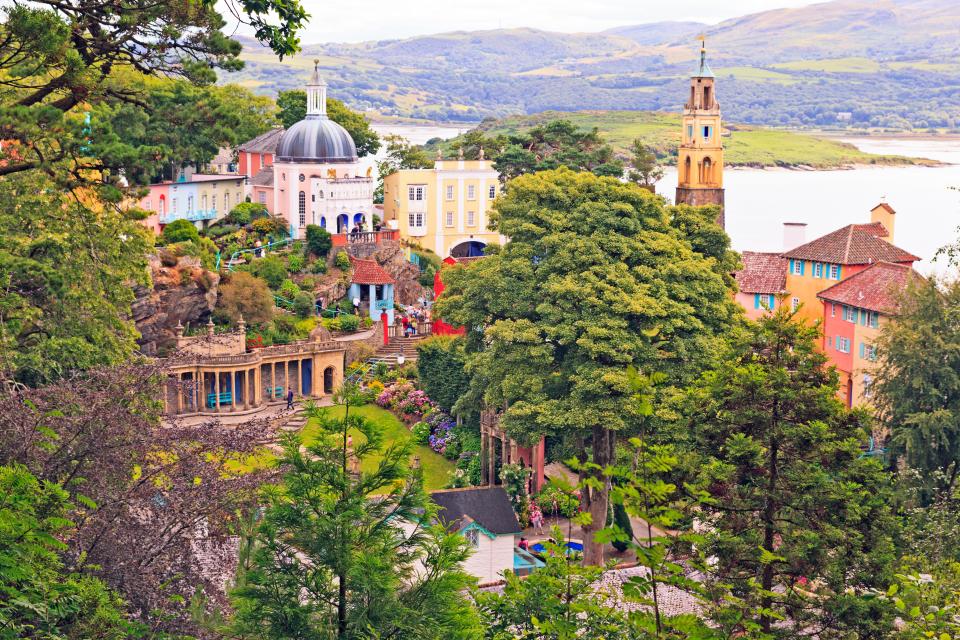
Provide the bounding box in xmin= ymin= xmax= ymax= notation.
xmin=779 ymin=203 xmax=918 ymax=326
xmin=818 ymin=262 xmax=923 ymax=407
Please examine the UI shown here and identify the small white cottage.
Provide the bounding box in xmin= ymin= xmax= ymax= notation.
xmin=430 ymin=487 xmax=525 ymax=584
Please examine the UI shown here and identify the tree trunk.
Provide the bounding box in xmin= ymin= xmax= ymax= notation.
xmin=582 ymin=426 xmax=614 ymax=566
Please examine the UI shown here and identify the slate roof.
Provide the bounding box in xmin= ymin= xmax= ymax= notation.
xmin=430 ymin=487 xmax=522 ymax=535
xmin=239 ymin=128 xmax=284 ymax=154
xmin=816 ymin=261 xmax=924 ymax=315
xmin=250 ymin=166 xmax=273 ymax=187
xmin=349 ymin=257 xmax=395 ymax=285
xmin=781 ymin=224 xmax=918 ymax=265
xmin=735 ymin=251 xmax=787 ymax=294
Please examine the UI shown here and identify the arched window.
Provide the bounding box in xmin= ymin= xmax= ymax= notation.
xmin=702 ymin=157 xmax=713 ymax=184
xmin=704 ymin=86 xmax=712 ymax=109
xmin=224 ymin=193 xmax=230 ymax=211
xmin=689 ymin=86 xmax=695 ymax=107
xmin=201 ymin=194 xmax=207 ymax=211
xmin=187 ymin=195 xmax=193 ymax=213
xmin=683 ymin=156 xmax=692 ymax=184
xmin=158 ymin=195 xmax=166 ymax=216
xmin=298 ymin=191 xmax=306 ymax=227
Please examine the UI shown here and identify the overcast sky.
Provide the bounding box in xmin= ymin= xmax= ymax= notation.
xmin=230 ymin=0 xmax=825 ymax=44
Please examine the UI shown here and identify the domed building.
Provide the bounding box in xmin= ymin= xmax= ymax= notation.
xmin=246 ymin=62 xmax=375 ymax=239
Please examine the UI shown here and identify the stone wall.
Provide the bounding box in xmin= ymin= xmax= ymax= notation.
xmin=342 ymin=240 xmax=425 ymax=306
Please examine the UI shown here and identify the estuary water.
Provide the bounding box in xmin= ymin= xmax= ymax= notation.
xmin=370 ymin=123 xmax=960 ymax=275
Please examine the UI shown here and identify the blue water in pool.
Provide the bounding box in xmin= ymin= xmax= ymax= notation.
xmin=530 ymin=541 xmax=583 ymax=554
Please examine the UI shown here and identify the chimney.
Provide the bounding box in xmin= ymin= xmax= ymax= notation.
xmin=783 ymin=222 xmax=807 ymax=251
xmin=870 ymin=201 xmax=896 ymax=243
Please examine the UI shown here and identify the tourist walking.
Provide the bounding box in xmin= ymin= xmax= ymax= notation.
xmin=530 ymin=502 xmax=545 ymax=535
xmin=286 ymin=387 xmax=294 ymax=410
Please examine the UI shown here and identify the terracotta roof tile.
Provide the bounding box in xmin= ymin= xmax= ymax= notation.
xmin=349 ymin=257 xmax=395 ymax=285
xmin=816 ymin=261 xmax=924 ymax=315
xmin=873 ymin=202 xmax=896 ymax=215
xmin=781 ymin=224 xmax=918 ymax=265
xmin=734 ymin=251 xmax=787 ymax=294
xmin=853 ymin=222 xmax=889 ymax=238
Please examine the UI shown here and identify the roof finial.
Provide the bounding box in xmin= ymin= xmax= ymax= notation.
xmin=693 ymin=34 xmax=714 ymax=78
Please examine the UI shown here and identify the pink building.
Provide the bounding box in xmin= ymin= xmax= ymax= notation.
xmin=734 ymin=251 xmax=787 ymax=320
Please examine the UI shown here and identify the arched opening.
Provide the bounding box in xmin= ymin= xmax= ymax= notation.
xmin=702 ymin=157 xmax=713 ymax=184
xmin=353 ymin=212 xmax=365 ymax=228
xmin=450 ymin=240 xmax=487 ymax=258
xmin=320 ymin=216 xmax=327 ymax=232
xmin=689 ymin=86 xmax=695 ymax=108
xmin=683 ymin=156 xmax=691 ymax=185
xmin=158 ymin=195 xmax=166 ymax=216
xmin=323 ymin=366 xmax=335 ymax=394
xmin=337 ymin=213 xmax=349 ymax=234
xmin=703 ymin=85 xmax=712 ymax=109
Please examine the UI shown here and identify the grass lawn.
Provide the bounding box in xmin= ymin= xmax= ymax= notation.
xmin=300 ymin=404 xmax=456 ymax=491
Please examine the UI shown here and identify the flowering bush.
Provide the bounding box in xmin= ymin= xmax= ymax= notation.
xmin=411 ymin=421 xmax=431 ymax=444
xmin=427 ymin=418 xmax=454 ymax=455
xmin=537 ymin=485 xmax=581 ymax=518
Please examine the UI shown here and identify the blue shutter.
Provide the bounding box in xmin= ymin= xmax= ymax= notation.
xmin=836 ymin=265 xmax=842 ymax=280
xmin=789 ymin=259 xmax=794 ymax=274
xmin=754 ymin=294 xmax=760 ymax=309
xmin=859 ymin=342 xmax=865 ymax=358
xmin=800 ymin=260 xmax=805 ymax=275
xmin=769 ymin=295 xmax=775 ymax=309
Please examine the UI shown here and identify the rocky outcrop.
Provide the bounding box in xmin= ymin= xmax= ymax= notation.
xmin=343 ymin=240 xmax=426 ymax=306
xmin=132 ymin=254 xmax=220 ymax=355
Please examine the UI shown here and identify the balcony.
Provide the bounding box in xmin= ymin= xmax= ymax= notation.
xmin=160 ymin=209 xmax=218 ymax=224
xmin=330 ymin=229 xmax=399 ymax=247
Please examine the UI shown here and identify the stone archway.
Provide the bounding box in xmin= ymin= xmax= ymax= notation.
xmin=324 ymin=366 xmax=335 ymax=394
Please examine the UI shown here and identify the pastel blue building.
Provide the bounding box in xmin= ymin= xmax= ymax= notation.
xmin=347 ymin=257 xmax=395 ymax=324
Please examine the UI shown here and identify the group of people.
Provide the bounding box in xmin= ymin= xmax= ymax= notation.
xmin=399 ymin=306 xmax=431 ymax=337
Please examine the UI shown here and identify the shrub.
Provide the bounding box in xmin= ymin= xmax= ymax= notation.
xmin=161 ymin=219 xmax=199 ymax=244
xmin=611 ymin=502 xmax=633 ymax=553
xmin=251 ymin=216 xmax=288 ymax=237
xmin=293 ymin=291 xmax=315 ymax=318
xmin=279 ymin=279 xmax=300 ymax=301
xmin=417 ymin=336 xmax=470 ymax=412
xmin=411 ymin=421 xmax=431 ymax=444
xmin=287 ymin=253 xmax=305 ymax=273
xmin=205 ymin=223 xmax=239 ymax=239
xmin=227 ymin=202 xmax=268 ymax=225
xmin=216 ymin=271 xmax=274 ymax=326
xmin=309 ymin=260 xmax=327 ymax=274
xmin=255 ymin=256 xmax=286 ymax=289
xmin=334 ymin=250 xmax=351 ymax=270
xmin=305 ymin=224 xmax=333 ymax=258
xmin=537 ymin=485 xmax=580 ymax=519
xmin=338 ymin=314 xmax=360 ymax=332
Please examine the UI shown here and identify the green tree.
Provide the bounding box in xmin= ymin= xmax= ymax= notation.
xmin=435 ymin=168 xmax=738 ymax=565
xmin=627 ymin=139 xmax=664 ymax=188
xmin=276 ymin=91 xmax=380 ymax=157
xmin=0 ymin=172 xmax=150 ymax=386
xmin=416 ymin=336 xmax=472 ymax=414
xmin=687 ymin=307 xmax=898 ymax=636
xmin=492 ymin=120 xmax=624 ymax=182
xmin=0 ymin=464 xmax=134 ymax=639
xmin=305 ymin=224 xmax=333 ymax=258
xmin=217 ymin=271 xmax=274 ymax=326
xmin=161 ymin=218 xmax=201 ymax=245
xmin=292 ymin=292 xmax=314 ymax=318
xmin=230 ymin=389 xmax=482 ymax=639
xmin=874 ymin=276 xmax=960 ymax=499
xmin=375 ymin=134 xmax=434 ymax=202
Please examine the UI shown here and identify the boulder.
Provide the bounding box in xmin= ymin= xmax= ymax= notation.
xmin=133 ymin=254 xmax=220 ymax=355
xmin=342 ymin=240 xmax=426 ymax=306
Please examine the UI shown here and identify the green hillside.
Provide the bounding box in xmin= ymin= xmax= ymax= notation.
xmin=464 ymin=111 xmax=931 ymax=169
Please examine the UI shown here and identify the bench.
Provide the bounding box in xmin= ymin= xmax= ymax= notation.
xmin=269 ymin=386 xmax=284 ymax=398
xmin=206 ymin=392 xmax=233 ymax=408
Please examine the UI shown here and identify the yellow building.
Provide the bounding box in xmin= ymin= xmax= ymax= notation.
xmin=676 ymin=39 xmax=725 ymax=226
xmin=382 ymin=154 xmax=504 ymax=258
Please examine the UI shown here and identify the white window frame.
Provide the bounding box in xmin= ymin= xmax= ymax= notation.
xmin=258 ymin=191 xmax=266 ymax=204
xmin=791 ymin=297 xmax=800 ymax=311
xmin=446 ymin=185 xmax=454 ymax=200
xmin=464 ymin=528 xmax=481 ymax=548
xmin=408 ymin=185 xmax=425 ymax=201
xmin=467 ymin=185 xmax=476 ymax=200
xmin=467 ymin=210 xmax=475 ymax=226
xmin=445 ymin=211 xmax=454 ymax=227
xmin=489 ymin=185 xmax=496 ymax=199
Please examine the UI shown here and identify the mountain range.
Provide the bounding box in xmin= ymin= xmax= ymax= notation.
xmin=226 ymin=0 xmax=960 ymax=129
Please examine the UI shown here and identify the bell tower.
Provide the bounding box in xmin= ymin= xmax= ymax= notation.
xmin=676 ymin=38 xmax=725 ymax=227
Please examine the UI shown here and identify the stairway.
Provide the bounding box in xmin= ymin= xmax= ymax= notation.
xmin=371 ymin=335 xmax=426 ymax=367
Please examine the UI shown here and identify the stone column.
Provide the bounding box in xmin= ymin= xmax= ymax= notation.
xmin=214 ymin=372 xmax=221 ymax=412
xmin=369 ymin=284 xmax=376 ymax=320
xmin=272 ymin=362 xmax=278 ymax=399
xmin=231 ymin=371 xmax=237 ymax=411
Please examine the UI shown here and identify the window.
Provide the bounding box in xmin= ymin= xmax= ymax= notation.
xmin=464 ymin=528 xmax=480 ymax=548
xmin=842 ymin=305 xmax=855 ymax=322
xmin=869 ymin=312 xmax=879 ymax=329
xmin=862 ymin=343 xmax=877 ymax=361
xmin=754 ymin=294 xmax=775 ymax=310
xmin=702 ymin=125 xmax=711 ymax=140
xmin=172 ymin=199 xmax=177 ymax=214
xmin=791 ymin=297 xmax=800 ymax=312
xmin=467 ymin=211 xmax=475 ymax=226
xmin=467 ymin=185 xmax=476 ymax=200
xmin=830 ymin=264 xmax=840 ymax=280
xmin=298 ymin=191 xmax=306 ymax=226
xmin=258 ymin=191 xmax=266 ymax=204
xmin=445 ymin=211 xmax=454 ymax=227
xmin=489 ymin=185 xmax=496 ymax=199
xmin=813 ymin=262 xmax=823 ymax=278
xmin=224 ymin=193 xmax=230 ymax=211
xmin=200 ymin=195 xmax=207 ymax=211
xmin=837 ymin=337 xmax=851 ymax=353
xmin=831 ymin=303 xmax=836 ymax=317
xmin=446 ymin=185 xmax=454 ymax=200
xmin=145 ymin=199 xmax=152 ymax=210
xmin=211 ymin=195 xmax=217 ymax=213
xmin=408 ymin=185 xmax=425 ymax=201
xmin=187 ymin=196 xmax=193 ymax=213
xmin=408 ymin=212 xmax=424 ymax=228
xmin=318 ymin=190 xmax=323 ymax=199
xmin=863 ymin=374 xmax=874 ymax=398
xmin=299 ymin=173 xmax=305 ymax=182
xmin=790 ymin=260 xmax=804 ymax=275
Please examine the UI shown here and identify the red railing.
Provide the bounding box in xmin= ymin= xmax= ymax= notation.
xmin=331 ymin=229 xmax=399 ymax=247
